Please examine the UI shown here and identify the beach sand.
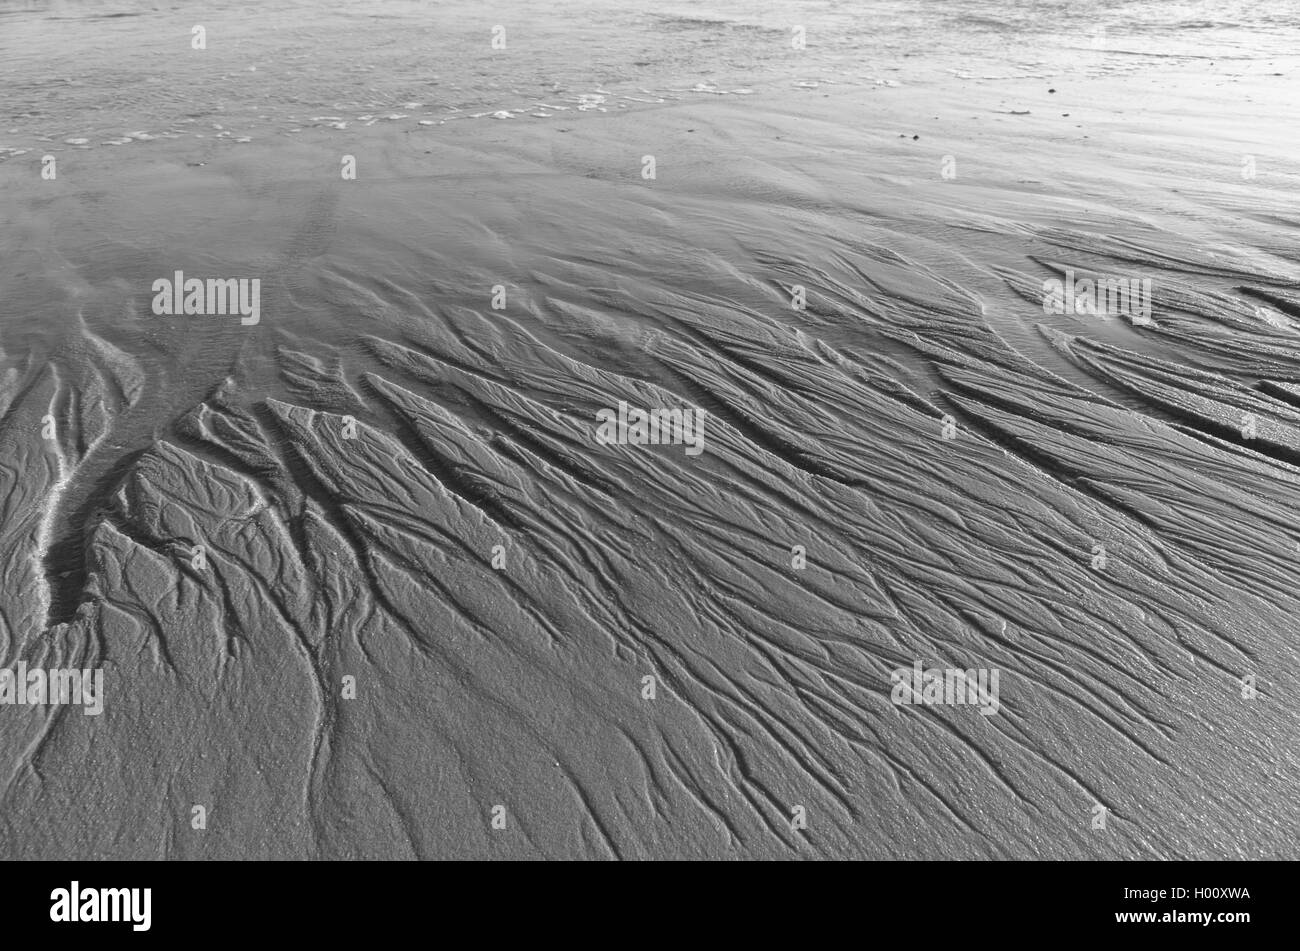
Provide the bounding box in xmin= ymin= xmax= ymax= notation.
xmin=0 ymin=0 xmax=1297 ymax=858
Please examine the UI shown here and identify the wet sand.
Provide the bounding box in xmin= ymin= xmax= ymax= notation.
xmin=1 ymin=0 xmax=1298 ymax=858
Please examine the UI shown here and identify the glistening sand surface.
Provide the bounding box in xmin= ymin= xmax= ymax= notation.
xmin=0 ymin=0 xmax=1298 ymax=858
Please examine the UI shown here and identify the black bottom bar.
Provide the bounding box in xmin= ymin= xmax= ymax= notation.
xmin=2 ymin=860 xmax=1275 ymax=939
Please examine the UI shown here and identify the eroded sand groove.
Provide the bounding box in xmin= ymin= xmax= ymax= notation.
xmin=1 ymin=213 xmax=1297 ymax=858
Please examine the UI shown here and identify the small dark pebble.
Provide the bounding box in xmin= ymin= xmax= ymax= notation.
xmin=1048 ymin=88 xmax=1056 ymax=93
